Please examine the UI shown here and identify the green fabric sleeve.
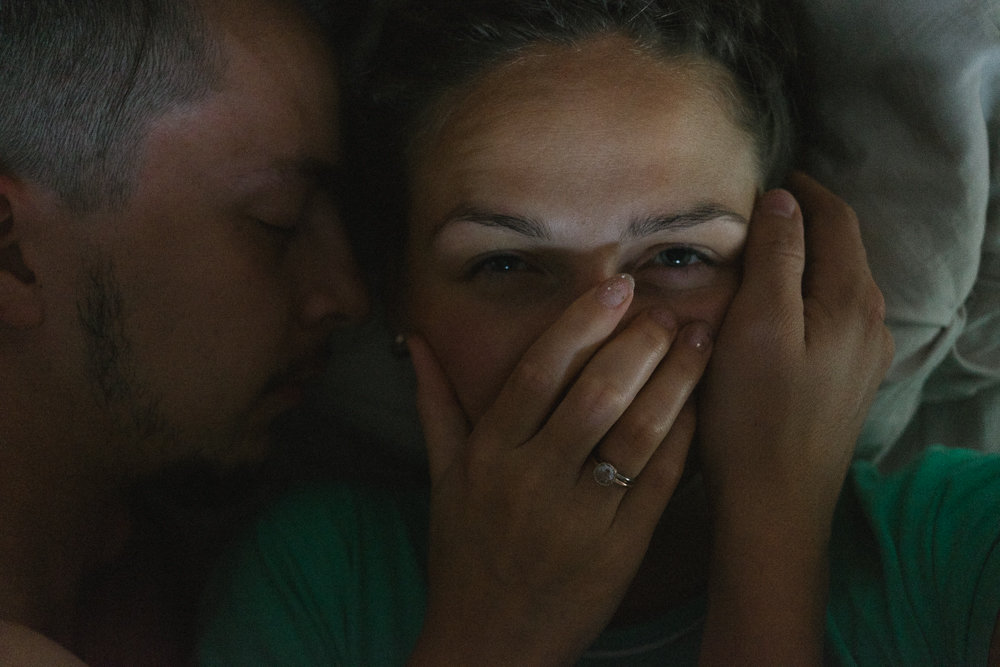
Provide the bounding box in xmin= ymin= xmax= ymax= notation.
xmin=198 ymin=484 xmax=427 ymax=666
xmin=197 ymin=448 xmax=1000 ymax=665
xmin=827 ymin=447 xmax=1000 ymax=664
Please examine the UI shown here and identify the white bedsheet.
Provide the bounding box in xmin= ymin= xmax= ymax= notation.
xmin=794 ymin=0 xmax=1000 ymax=464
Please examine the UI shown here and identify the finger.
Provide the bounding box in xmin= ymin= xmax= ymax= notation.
xmin=409 ymin=334 xmax=471 ymax=484
xmin=477 ymin=274 xmax=635 ymax=448
xmin=738 ymin=187 xmax=806 ymax=336
xmin=788 ymin=172 xmax=873 ymax=314
xmin=788 ymin=173 xmax=890 ymax=354
xmin=538 ymin=308 xmax=680 ymax=467
xmin=616 ymin=400 xmax=697 ymax=535
xmin=591 ymin=319 xmax=712 ymax=483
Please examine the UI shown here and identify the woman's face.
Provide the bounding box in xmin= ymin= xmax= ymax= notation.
xmin=406 ymin=34 xmax=760 ymax=422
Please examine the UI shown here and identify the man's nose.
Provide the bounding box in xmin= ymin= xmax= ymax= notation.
xmin=293 ymin=222 xmax=370 ymax=330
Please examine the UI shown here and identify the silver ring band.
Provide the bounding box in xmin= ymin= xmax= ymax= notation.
xmin=593 ymin=460 xmax=635 ymax=488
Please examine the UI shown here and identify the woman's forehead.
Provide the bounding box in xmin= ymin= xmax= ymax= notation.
xmin=408 ymin=36 xmax=759 ymax=230
xmin=413 ymin=35 xmax=757 ymax=174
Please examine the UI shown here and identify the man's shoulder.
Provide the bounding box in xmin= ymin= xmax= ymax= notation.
xmin=0 ymin=621 xmax=87 ymax=667
xmin=259 ymin=477 xmax=427 ymax=539
xmin=228 ymin=476 xmax=429 ymax=578
xmin=199 ymin=478 xmax=429 ymax=665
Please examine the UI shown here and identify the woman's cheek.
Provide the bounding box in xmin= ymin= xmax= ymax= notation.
xmin=411 ymin=296 xmax=531 ymax=423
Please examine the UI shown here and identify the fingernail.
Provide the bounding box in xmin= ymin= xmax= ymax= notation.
xmin=596 ymin=273 xmax=634 ymax=309
xmin=683 ymin=322 xmax=713 ymax=352
xmin=759 ymin=188 xmax=798 ymax=219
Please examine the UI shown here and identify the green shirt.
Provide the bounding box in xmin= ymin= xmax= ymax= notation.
xmin=199 ymin=447 xmax=1000 ymax=665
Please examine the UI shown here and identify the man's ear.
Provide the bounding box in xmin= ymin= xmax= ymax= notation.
xmin=0 ymin=179 xmax=44 ymax=329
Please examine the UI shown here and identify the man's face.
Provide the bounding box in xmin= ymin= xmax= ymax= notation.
xmin=37 ymin=1 xmax=367 ymax=470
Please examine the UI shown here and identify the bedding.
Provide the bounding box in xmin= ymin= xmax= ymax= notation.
xmin=315 ymin=0 xmax=1000 ymax=469
xmin=793 ymin=0 xmax=1000 ymax=464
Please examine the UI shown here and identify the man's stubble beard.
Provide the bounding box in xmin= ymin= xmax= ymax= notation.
xmin=75 ymin=258 xmax=276 ymax=473
xmin=76 ymin=258 xmax=181 ymax=472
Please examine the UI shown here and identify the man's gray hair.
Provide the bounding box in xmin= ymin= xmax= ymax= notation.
xmin=0 ymin=0 xmax=222 ymax=212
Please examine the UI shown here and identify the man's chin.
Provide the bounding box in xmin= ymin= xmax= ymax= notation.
xmin=193 ymin=423 xmax=278 ymax=470
xmin=127 ymin=421 xmax=275 ymax=478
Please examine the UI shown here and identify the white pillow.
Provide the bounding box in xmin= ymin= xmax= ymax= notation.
xmin=793 ymin=0 xmax=1000 ymax=463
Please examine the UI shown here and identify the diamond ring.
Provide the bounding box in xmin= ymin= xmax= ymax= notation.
xmin=593 ymin=460 xmax=635 ymax=488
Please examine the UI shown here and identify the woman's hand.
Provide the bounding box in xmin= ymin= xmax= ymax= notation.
xmin=408 ymin=275 xmax=712 ymax=665
xmin=697 ymin=173 xmax=895 ymax=665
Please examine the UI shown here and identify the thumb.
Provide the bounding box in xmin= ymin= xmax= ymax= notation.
xmin=407 ymin=334 xmax=470 ymax=483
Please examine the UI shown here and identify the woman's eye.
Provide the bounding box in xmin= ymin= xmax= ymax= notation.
xmin=652 ymin=246 xmax=709 ymax=268
xmin=638 ymin=244 xmax=731 ymax=292
xmin=469 ymin=253 xmax=531 ymax=277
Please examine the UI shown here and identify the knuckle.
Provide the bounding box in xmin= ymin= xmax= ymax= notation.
xmin=837 ymin=279 xmax=890 ymax=342
xmin=763 ymin=232 xmax=806 ymax=266
xmin=617 ymin=411 xmax=668 ymax=449
xmin=741 ymin=310 xmax=796 ymax=351
xmin=823 ymin=274 xmax=885 ymax=332
xmin=630 ymin=316 xmax=672 ymax=356
xmin=507 ymin=355 xmax=555 ymax=401
xmin=573 ymin=374 xmax=628 ymax=424
xmin=828 ymin=266 xmax=868 ymax=305
xmin=865 ymin=281 xmax=888 ymax=324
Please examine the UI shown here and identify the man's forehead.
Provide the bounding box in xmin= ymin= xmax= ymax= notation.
xmin=229 ymin=159 xmax=344 ymax=194
xmin=200 ymin=0 xmax=326 ymax=45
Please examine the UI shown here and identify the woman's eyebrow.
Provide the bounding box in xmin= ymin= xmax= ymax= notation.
xmin=437 ymin=206 xmax=550 ymax=239
xmin=625 ymin=204 xmax=748 ymax=241
xmin=436 ymin=203 xmax=746 ymax=240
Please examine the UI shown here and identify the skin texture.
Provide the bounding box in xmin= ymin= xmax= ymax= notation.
xmin=698 ymin=177 xmax=894 ymax=663
xmin=406 ymin=36 xmax=757 ymax=422
xmin=0 ymin=0 xmax=367 ymax=658
xmin=0 ymin=621 xmax=87 ymax=667
xmin=403 ymin=35 xmax=896 ymax=665
xmin=404 ymin=36 xmax=754 ymax=663
xmin=409 ymin=272 xmax=714 ymax=664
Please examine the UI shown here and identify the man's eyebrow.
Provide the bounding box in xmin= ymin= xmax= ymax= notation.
xmin=625 ymin=204 xmax=748 ymax=241
xmin=436 ymin=205 xmax=550 ymax=239
xmin=235 ymin=158 xmax=345 ymax=193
